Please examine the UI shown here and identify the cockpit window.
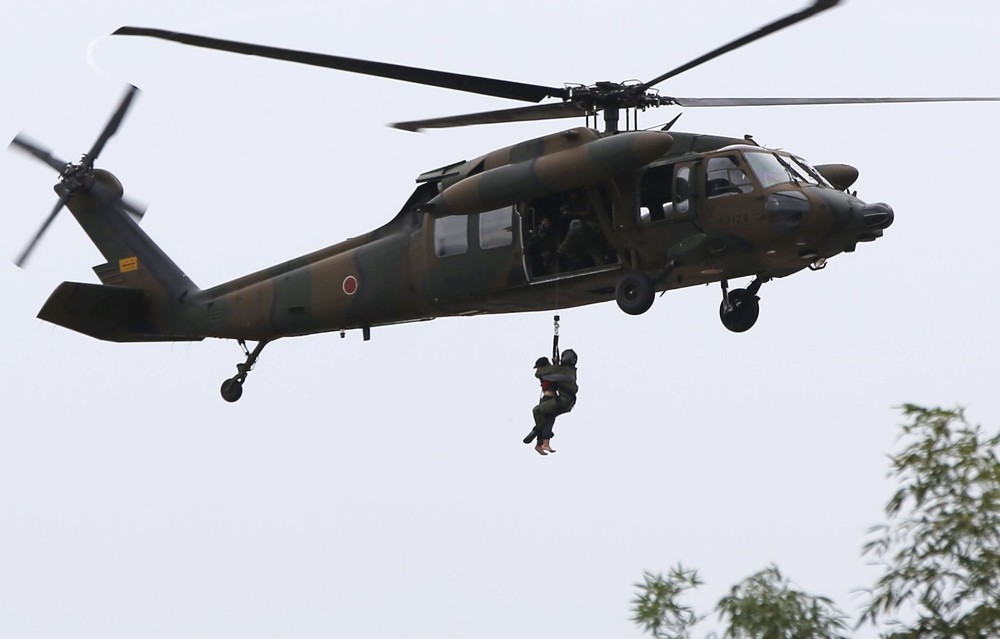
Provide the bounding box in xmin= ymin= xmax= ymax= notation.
xmin=705 ymin=155 xmax=753 ymax=198
xmin=790 ymin=155 xmax=833 ymax=188
xmin=744 ymin=152 xmax=831 ymax=189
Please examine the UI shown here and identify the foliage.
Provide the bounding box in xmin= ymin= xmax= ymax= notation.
xmin=716 ymin=565 xmax=848 ymax=639
xmin=630 ymin=564 xmax=847 ymax=639
xmin=631 ymin=405 xmax=1000 ymax=639
xmin=859 ymin=405 xmax=1000 ymax=638
xmin=631 ymin=565 xmax=704 ymax=639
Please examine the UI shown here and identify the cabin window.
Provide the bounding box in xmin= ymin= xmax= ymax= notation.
xmin=640 ymin=163 xmax=693 ymax=222
xmin=675 ymin=166 xmax=691 ymax=215
xmin=479 ymin=207 xmax=513 ymax=249
xmin=706 ymin=155 xmax=753 ymax=198
xmin=434 ymin=215 xmax=468 ymax=257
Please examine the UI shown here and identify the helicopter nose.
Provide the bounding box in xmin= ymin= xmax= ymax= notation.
xmin=862 ymin=202 xmax=894 ymax=230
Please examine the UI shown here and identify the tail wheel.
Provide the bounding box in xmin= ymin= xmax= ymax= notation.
xmin=616 ymin=272 xmax=655 ymax=315
xmin=220 ymin=378 xmax=243 ymax=402
xmin=720 ymin=288 xmax=760 ymax=332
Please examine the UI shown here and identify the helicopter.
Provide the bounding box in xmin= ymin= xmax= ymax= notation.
xmin=10 ymin=0 xmax=999 ymax=402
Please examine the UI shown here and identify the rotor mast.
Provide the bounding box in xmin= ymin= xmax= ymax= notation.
xmin=604 ymin=104 xmax=619 ymax=134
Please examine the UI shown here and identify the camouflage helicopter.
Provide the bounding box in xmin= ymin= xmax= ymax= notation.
xmin=12 ymin=0 xmax=999 ymax=402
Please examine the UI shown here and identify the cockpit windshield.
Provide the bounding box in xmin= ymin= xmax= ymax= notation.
xmin=743 ymin=151 xmax=832 ymax=189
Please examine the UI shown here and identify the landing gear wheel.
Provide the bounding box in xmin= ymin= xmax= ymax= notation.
xmin=218 ymin=340 xmax=269 ymax=402
xmin=220 ymin=378 xmax=244 ymax=403
xmin=616 ymin=272 xmax=655 ymax=315
xmin=720 ymin=288 xmax=760 ymax=333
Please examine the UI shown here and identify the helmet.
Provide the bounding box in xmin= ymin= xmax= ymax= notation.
xmin=534 ymin=357 xmax=551 ymax=368
xmin=560 ymin=349 xmax=578 ymax=366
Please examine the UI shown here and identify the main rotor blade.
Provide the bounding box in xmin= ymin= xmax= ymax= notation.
xmin=640 ymin=0 xmax=841 ymax=91
xmin=15 ymin=192 xmax=70 ymax=268
xmin=83 ymin=84 xmax=139 ymax=167
xmin=392 ymin=102 xmax=589 ymax=132
xmin=668 ymin=96 xmax=1000 ymax=107
xmin=9 ymin=135 xmax=68 ymax=173
xmin=114 ymin=26 xmax=566 ymax=104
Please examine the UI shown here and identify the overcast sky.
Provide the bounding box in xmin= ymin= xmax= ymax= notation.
xmin=2 ymin=1 xmax=999 ymax=637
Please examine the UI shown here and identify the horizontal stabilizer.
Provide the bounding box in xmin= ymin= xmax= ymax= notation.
xmin=38 ymin=282 xmax=202 ymax=343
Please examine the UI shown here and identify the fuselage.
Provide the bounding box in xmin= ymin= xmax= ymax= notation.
xmin=187 ymin=128 xmax=891 ymax=342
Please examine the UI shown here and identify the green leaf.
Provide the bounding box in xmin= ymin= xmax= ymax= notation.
xmin=860 ymin=405 xmax=1000 ymax=637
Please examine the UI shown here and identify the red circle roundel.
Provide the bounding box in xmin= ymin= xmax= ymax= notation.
xmin=342 ymin=275 xmax=358 ymax=295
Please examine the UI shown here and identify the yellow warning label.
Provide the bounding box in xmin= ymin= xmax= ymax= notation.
xmin=119 ymin=257 xmax=139 ymax=273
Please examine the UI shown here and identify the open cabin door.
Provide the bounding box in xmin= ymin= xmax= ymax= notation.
xmin=519 ymin=187 xmax=620 ymax=283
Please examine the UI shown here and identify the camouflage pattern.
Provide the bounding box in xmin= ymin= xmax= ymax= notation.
xmin=426 ymin=129 xmax=673 ymax=216
xmin=37 ymin=126 xmax=892 ymax=346
xmin=29 ymin=0 xmax=991 ymax=400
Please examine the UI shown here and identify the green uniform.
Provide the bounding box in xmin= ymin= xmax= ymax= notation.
xmin=532 ymin=363 xmax=578 ymax=440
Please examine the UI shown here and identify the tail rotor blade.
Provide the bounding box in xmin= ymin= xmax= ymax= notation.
xmin=13 ymin=85 xmax=145 ymax=268
xmin=82 ymin=84 xmax=139 ymax=166
xmin=87 ymin=171 xmax=148 ymax=222
xmin=15 ymin=192 xmax=70 ymax=268
xmin=121 ymin=197 xmax=147 ymax=222
xmin=9 ymin=135 xmax=68 ymax=173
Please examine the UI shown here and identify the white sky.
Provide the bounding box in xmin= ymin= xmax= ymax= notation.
xmin=2 ymin=1 xmax=999 ymax=637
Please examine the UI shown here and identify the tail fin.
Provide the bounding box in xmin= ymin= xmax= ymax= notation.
xmin=13 ymin=85 xmax=205 ymax=342
xmin=68 ymin=170 xmax=199 ymax=301
xmin=40 ymin=173 xmax=206 ymax=342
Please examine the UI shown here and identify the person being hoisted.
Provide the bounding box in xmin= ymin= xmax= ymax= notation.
xmin=524 ymin=348 xmax=579 ymax=455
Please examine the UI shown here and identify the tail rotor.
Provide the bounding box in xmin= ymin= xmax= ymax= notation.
xmin=10 ymin=84 xmax=146 ymax=268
